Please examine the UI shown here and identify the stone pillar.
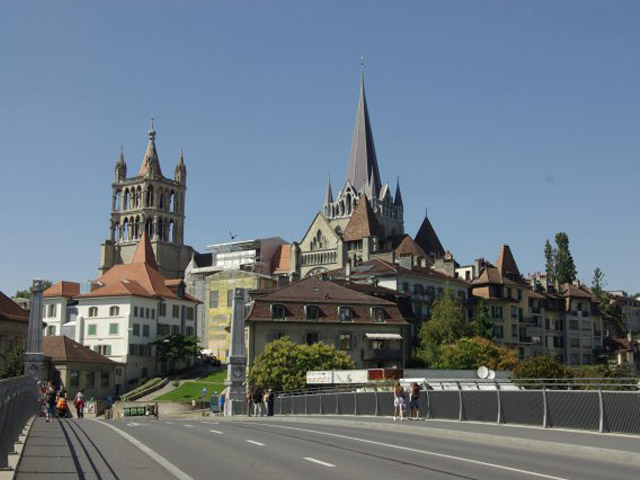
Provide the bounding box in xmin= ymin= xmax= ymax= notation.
xmin=225 ymin=288 xmax=247 ymax=415
xmin=23 ymin=279 xmax=46 ymax=381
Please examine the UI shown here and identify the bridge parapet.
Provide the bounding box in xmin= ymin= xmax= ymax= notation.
xmin=0 ymin=376 xmax=40 ymax=469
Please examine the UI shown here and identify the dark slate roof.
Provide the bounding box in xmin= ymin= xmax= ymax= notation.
xmin=43 ymin=336 xmax=117 ymax=364
xmin=394 ymin=178 xmax=403 ymax=207
xmin=0 ymin=291 xmax=29 ymax=323
xmin=138 ymin=126 xmax=164 ymax=178
xmin=346 ymin=74 xmax=382 ymax=197
xmin=415 ymin=215 xmax=445 ymax=258
xmin=193 ymin=252 xmax=213 ymax=268
xmin=342 ymin=195 xmax=384 ymax=241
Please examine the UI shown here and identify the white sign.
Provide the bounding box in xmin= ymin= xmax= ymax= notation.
xmin=306 ymin=371 xmax=333 ymax=384
xmin=333 ymin=370 xmax=368 ymax=384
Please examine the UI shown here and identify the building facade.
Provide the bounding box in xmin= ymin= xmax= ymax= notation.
xmin=0 ymin=291 xmax=29 ymax=363
xmin=99 ymin=123 xmax=194 ymax=279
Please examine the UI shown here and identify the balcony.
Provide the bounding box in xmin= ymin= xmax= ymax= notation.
xmin=362 ymin=349 xmax=402 ymax=362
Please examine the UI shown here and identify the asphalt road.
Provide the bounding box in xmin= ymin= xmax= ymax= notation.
xmin=17 ymin=416 xmax=638 ymax=480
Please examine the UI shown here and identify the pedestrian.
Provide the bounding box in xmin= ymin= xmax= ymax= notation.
xmin=191 ymin=398 xmax=196 ymax=411
xmin=267 ymin=389 xmax=275 ymax=417
xmin=218 ymin=393 xmax=225 ymax=416
xmin=393 ymin=382 xmax=405 ymax=421
xmin=253 ymin=387 xmax=263 ymax=416
xmin=246 ymin=387 xmax=253 ymax=416
xmin=154 ymin=402 xmax=160 ymax=420
xmin=57 ymin=392 xmax=69 ymax=419
xmin=45 ymin=381 xmax=56 ymax=422
xmin=409 ymin=382 xmax=421 ymax=420
xmin=73 ymin=389 xmax=85 ymax=419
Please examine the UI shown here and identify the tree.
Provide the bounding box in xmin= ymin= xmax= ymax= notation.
xmin=153 ymin=333 xmax=199 ymax=364
xmin=592 ymin=268 xmax=611 ymax=315
xmin=554 ymin=232 xmax=577 ymax=284
xmin=15 ymin=280 xmax=52 ymax=299
xmin=512 ymin=355 xmax=570 ymax=381
xmin=249 ymin=337 xmax=355 ymax=391
xmin=544 ymin=239 xmax=556 ymax=284
xmin=437 ymin=337 xmax=518 ymax=370
xmin=414 ymin=287 xmax=470 ymax=366
xmin=471 ymin=298 xmax=493 ymax=340
xmin=0 ymin=343 xmax=25 ymax=379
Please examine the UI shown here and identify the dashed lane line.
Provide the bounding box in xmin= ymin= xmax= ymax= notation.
xmin=245 ymin=440 xmax=265 ymax=446
xmin=210 ymin=429 xmax=223 ymax=434
xmin=304 ymin=457 xmax=336 ymax=468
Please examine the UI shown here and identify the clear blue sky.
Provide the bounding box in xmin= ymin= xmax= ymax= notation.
xmin=1 ymin=1 xmax=639 ymax=296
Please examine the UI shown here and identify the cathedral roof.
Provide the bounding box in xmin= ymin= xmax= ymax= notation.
xmin=138 ymin=123 xmax=164 ymax=178
xmin=415 ymin=214 xmax=445 ymax=258
xmin=393 ymin=234 xmax=426 ymax=258
xmin=346 ymin=73 xmax=382 ymax=197
xmin=342 ymin=195 xmax=384 ymax=241
xmin=394 ymin=178 xmax=403 ymax=207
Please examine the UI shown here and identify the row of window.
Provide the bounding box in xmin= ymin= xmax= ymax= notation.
xmin=270 ymin=332 xmax=388 ymax=351
xmin=129 ymin=344 xmax=153 ymax=357
xmin=69 ymin=370 xmax=110 ymax=388
xmin=270 ymin=305 xmax=386 ymax=323
xmin=87 ymin=323 xmax=120 ymax=336
xmin=132 ymin=323 xmax=150 ymax=337
xmin=85 ymin=304 xmax=194 ymax=320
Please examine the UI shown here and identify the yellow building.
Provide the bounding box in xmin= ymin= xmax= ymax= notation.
xmin=206 ymin=270 xmax=276 ymax=361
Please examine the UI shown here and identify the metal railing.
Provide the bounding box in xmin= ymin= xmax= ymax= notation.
xmin=259 ymin=377 xmax=640 ymax=435
xmin=0 ymin=376 xmax=40 ymax=468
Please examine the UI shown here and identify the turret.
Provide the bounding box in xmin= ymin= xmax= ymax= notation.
xmin=175 ymin=148 xmax=187 ymax=184
xmin=115 ymin=147 xmax=127 ymax=182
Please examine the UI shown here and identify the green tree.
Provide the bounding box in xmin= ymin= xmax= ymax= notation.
xmin=544 ymin=239 xmax=556 ymax=284
xmin=0 ymin=343 xmax=25 ymax=379
xmin=512 ymin=355 xmax=570 ymax=381
xmin=249 ymin=337 xmax=355 ymax=391
xmin=471 ymin=298 xmax=494 ymax=340
xmin=591 ymin=268 xmax=611 ymax=315
xmin=414 ymin=287 xmax=470 ymax=366
xmin=437 ymin=337 xmax=518 ymax=370
xmin=153 ymin=334 xmax=200 ymax=364
xmin=15 ymin=280 xmax=52 ymax=299
xmin=554 ymin=232 xmax=577 ymax=284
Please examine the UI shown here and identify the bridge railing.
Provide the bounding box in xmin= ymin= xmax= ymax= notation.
xmin=268 ymin=378 xmax=640 ymax=435
xmin=0 ymin=376 xmax=40 ymax=469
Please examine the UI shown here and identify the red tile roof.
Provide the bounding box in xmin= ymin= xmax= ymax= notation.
xmin=335 ymin=258 xmax=469 ymax=286
xmin=43 ymin=281 xmax=80 ymax=299
xmin=496 ymin=245 xmax=520 ymax=278
xmin=43 ymin=336 xmax=117 ymax=364
xmin=342 ymin=195 xmax=384 ymax=241
xmin=393 ymin=235 xmax=426 ymax=258
xmin=271 ymin=244 xmax=291 ymax=274
xmin=0 ymin=291 xmax=29 ymax=323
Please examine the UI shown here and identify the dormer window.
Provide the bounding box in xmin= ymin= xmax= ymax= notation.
xmin=305 ymin=305 xmax=320 ymax=321
xmin=338 ymin=307 xmax=353 ymax=322
xmin=271 ymin=304 xmax=286 ymax=321
xmin=371 ymin=307 xmax=385 ymax=323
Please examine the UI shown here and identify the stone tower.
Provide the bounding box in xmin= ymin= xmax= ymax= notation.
xmin=99 ymin=121 xmax=194 ymax=278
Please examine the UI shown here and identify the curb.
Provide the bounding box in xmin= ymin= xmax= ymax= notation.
xmin=227 ymin=415 xmax=640 ymax=466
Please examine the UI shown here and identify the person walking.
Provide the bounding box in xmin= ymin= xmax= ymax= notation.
xmin=57 ymin=392 xmax=69 ymax=419
xmin=45 ymin=382 xmax=57 ymax=422
xmin=154 ymin=402 xmax=160 ymax=420
xmin=267 ymin=389 xmax=275 ymax=416
xmin=218 ymin=393 xmax=225 ymax=416
xmin=393 ymin=382 xmax=405 ymax=421
xmin=409 ymin=382 xmax=421 ymax=420
xmin=73 ymin=389 xmax=85 ymax=419
xmin=253 ymin=387 xmax=263 ymax=417
xmin=262 ymin=389 xmax=269 ymax=417
xmin=246 ymin=387 xmax=253 ymax=416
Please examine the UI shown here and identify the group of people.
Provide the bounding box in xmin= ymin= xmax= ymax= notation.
xmin=44 ymin=381 xmax=86 ymax=422
xmin=246 ymin=387 xmax=275 ymax=416
xmin=393 ymin=381 xmax=421 ymax=421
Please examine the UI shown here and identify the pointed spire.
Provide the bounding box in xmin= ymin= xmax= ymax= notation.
xmin=394 ymin=177 xmax=403 ymax=207
xmin=415 ymin=213 xmax=445 ymax=258
xmin=496 ymin=244 xmax=520 ymax=278
xmin=115 ymin=146 xmax=127 ymax=181
xmin=324 ymin=176 xmax=333 ymax=205
xmin=346 ymin=67 xmax=382 ymax=198
xmin=138 ymin=119 xmax=163 ymax=178
xmin=132 ymin=232 xmax=159 ymax=270
xmin=175 ymin=148 xmax=187 ymax=184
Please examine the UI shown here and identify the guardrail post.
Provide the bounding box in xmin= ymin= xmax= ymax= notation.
xmin=542 ymin=387 xmax=548 ymax=428
xmin=319 ymin=393 xmax=323 ymax=415
xmin=598 ymin=387 xmax=605 ymax=433
xmin=457 ymin=382 xmax=463 ymax=422
xmin=335 ymin=392 xmax=339 ymax=415
xmin=354 ymin=391 xmax=357 ymax=416
xmin=304 ymin=394 xmax=308 ymax=415
xmin=291 ymin=396 xmax=294 ymax=415
xmin=374 ymin=390 xmax=379 ymax=416
xmin=279 ymin=397 xmax=283 ymax=416
xmin=496 ymin=381 xmax=502 ymax=424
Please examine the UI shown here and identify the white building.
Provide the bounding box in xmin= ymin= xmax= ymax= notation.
xmin=43 ymin=233 xmax=199 ymax=392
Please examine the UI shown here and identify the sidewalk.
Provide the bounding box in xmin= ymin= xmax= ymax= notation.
xmin=233 ymin=415 xmax=640 ymax=464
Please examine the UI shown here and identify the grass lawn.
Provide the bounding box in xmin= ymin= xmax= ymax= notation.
xmin=155 ymin=370 xmax=227 ymax=402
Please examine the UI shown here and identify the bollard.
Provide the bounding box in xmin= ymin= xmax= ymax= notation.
xmin=542 ymin=387 xmax=548 ymax=428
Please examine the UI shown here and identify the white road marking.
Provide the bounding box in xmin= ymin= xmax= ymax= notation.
xmin=245 ymin=440 xmax=265 ymax=446
xmin=304 ymin=457 xmax=336 ymax=468
xmin=95 ymin=420 xmax=196 ymax=480
xmin=249 ymin=423 xmax=569 ymax=480
xmin=210 ymin=429 xmax=223 ymax=434
xmin=165 ymin=421 xmax=173 ymax=425
xmin=126 ymin=422 xmax=140 ymax=427
xmin=201 ymin=421 xmax=219 ymax=425
xmin=184 ymin=424 xmax=194 ymax=428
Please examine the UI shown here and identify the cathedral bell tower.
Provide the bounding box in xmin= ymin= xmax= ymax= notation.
xmin=99 ymin=121 xmax=193 ymax=278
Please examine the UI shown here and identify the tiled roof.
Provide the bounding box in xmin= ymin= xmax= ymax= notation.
xmin=472 ymin=266 xmax=520 ymax=286
xmin=0 ymin=290 xmax=29 ymax=323
xmin=496 ymin=245 xmax=520 ymax=278
xmin=43 ymin=281 xmax=80 ymax=299
xmin=43 ymin=336 xmax=117 ymax=364
xmin=415 ymin=215 xmax=445 ymax=258
xmin=137 ymin=128 xmax=163 ymax=178
xmin=271 ymin=244 xmax=291 ymax=274
xmin=342 ymin=195 xmax=384 ymax=241
xmin=560 ymin=283 xmax=595 ymax=300
xmin=393 ymin=235 xmax=427 ymax=258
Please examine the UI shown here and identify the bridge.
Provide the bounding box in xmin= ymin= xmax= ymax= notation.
xmin=2 ymin=376 xmax=640 ymax=480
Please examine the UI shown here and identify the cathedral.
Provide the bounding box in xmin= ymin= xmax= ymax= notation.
xmin=99 ymin=122 xmax=194 ymax=279
xmin=293 ymin=73 xmax=447 ymax=277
